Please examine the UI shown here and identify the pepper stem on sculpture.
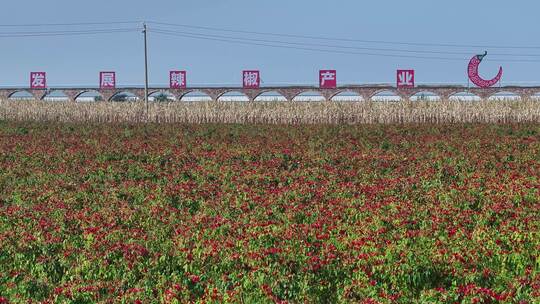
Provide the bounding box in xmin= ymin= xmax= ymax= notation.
xmin=478 ymin=51 xmax=488 ymax=62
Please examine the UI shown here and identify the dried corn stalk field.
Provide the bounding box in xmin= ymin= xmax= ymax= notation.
xmin=1 ymin=99 xmax=539 ymax=124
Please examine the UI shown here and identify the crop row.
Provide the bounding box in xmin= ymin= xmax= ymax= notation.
xmin=1 ymin=100 xmax=540 ymax=124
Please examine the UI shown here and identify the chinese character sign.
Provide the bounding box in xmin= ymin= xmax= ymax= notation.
xmin=170 ymin=71 xmax=187 ymax=89
xmin=397 ymin=70 xmax=415 ymax=89
xmin=100 ymin=72 xmax=116 ymax=89
xmin=243 ymin=70 xmax=260 ymax=89
xmin=30 ymin=72 xmax=46 ymax=89
xmin=319 ymin=70 xmax=337 ymax=88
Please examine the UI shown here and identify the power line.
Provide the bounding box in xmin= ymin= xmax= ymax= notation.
xmin=0 ymin=28 xmax=139 ymax=34
xmin=151 ymin=30 xmax=467 ymax=62
xmin=150 ymin=29 xmax=540 ymax=63
xmin=148 ymin=21 xmax=540 ymax=50
xmin=1 ymin=19 xmax=539 ymax=51
xmin=0 ymin=28 xmax=140 ymax=38
xmin=0 ymin=21 xmax=141 ymax=27
xmin=151 ymin=27 xmax=540 ymax=58
xmin=1 ymin=19 xmax=538 ymax=57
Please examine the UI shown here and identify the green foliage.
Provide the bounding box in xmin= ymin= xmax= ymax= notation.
xmin=0 ymin=123 xmax=538 ymax=303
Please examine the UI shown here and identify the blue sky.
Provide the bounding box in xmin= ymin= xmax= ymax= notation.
xmin=0 ymin=0 xmax=539 ymax=87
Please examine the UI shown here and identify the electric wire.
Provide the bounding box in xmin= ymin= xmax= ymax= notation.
xmin=0 ymin=21 xmax=141 ymax=27
xmin=150 ymin=27 xmax=540 ymax=58
xmin=151 ymin=29 xmax=540 ymax=63
xmin=0 ymin=20 xmax=539 ymax=62
xmin=147 ymin=21 xmax=540 ymax=50
xmin=0 ymin=28 xmax=140 ymax=38
xmin=1 ymin=19 xmax=538 ymax=51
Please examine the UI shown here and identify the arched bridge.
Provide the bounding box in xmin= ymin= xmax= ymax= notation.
xmin=1 ymin=85 xmax=540 ymax=102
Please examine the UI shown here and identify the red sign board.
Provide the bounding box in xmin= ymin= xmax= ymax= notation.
xmin=30 ymin=72 xmax=46 ymax=89
xmin=243 ymin=70 xmax=260 ymax=89
xmin=319 ymin=70 xmax=337 ymax=88
xmin=170 ymin=71 xmax=187 ymax=89
xmin=397 ymin=70 xmax=415 ymax=88
xmin=100 ymin=72 xmax=116 ymax=89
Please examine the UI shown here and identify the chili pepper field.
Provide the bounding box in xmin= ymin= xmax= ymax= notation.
xmin=0 ymin=122 xmax=538 ymax=303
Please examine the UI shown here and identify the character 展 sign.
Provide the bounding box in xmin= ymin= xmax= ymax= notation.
xmin=100 ymin=72 xmax=116 ymax=89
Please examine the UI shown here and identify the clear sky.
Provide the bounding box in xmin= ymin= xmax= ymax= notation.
xmin=0 ymin=0 xmax=539 ymax=87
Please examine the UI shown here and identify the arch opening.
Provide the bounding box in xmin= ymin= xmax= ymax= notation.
xmin=292 ymin=91 xmax=326 ymax=102
xmin=331 ymin=91 xmax=363 ymax=102
xmin=254 ymin=91 xmax=287 ymax=102
xmin=180 ymin=91 xmax=213 ymax=102
xmin=149 ymin=91 xmax=176 ymax=102
xmin=488 ymin=91 xmax=521 ymax=101
xmin=410 ymin=91 xmax=441 ymax=102
xmin=371 ymin=90 xmax=402 ymax=102
xmin=43 ymin=90 xmax=69 ymax=102
xmin=8 ymin=91 xmax=34 ymax=101
xmin=110 ymin=91 xmax=140 ymax=102
xmin=449 ymin=92 xmax=481 ymax=101
xmin=75 ymin=90 xmax=104 ymax=102
xmin=217 ymin=91 xmax=249 ymax=102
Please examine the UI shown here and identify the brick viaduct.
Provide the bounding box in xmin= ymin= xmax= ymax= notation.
xmin=1 ymin=85 xmax=540 ymax=102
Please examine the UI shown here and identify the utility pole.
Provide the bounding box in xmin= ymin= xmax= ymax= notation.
xmin=143 ymin=22 xmax=149 ymax=120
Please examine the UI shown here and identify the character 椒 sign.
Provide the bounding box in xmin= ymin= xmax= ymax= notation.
xmin=30 ymin=72 xmax=46 ymax=89
xmin=243 ymin=70 xmax=260 ymax=89
xmin=170 ymin=71 xmax=187 ymax=89
xmin=100 ymin=72 xmax=116 ymax=89
xmin=319 ymin=70 xmax=337 ymax=89
xmin=397 ymin=70 xmax=415 ymax=89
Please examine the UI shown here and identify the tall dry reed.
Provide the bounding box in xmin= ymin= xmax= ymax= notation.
xmin=0 ymin=99 xmax=539 ymax=124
